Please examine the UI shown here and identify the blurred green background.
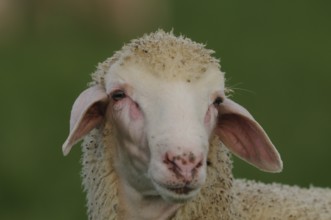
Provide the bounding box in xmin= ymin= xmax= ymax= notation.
xmin=1 ymin=0 xmax=330 ymax=219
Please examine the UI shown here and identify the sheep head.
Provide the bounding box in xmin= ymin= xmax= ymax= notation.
xmin=62 ymin=30 xmax=282 ymax=204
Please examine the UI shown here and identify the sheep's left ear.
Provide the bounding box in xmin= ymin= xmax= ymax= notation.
xmin=214 ymin=98 xmax=283 ymax=173
xmin=62 ymin=85 xmax=109 ymax=156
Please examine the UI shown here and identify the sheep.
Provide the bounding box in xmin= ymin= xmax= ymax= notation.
xmin=62 ymin=30 xmax=331 ymax=220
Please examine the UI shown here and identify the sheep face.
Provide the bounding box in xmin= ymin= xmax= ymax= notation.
xmin=62 ymin=31 xmax=282 ymax=205
xmin=103 ymin=62 xmax=224 ymax=202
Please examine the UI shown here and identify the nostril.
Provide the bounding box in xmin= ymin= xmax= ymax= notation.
xmin=196 ymin=160 xmax=203 ymax=169
xmin=163 ymin=152 xmax=174 ymax=165
xmin=163 ymin=151 xmax=204 ymax=180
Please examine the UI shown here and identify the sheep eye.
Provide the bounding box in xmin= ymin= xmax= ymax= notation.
xmin=111 ymin=90 xmax=126 ymax=101
xmin=213 ymin=97 xmax=223 ymax=106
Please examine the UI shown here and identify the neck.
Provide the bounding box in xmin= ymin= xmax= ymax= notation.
xmin=81 ymin=127 xmax=120 ymax=220
xmin=118 ymin=179 xmax=180 ymax=220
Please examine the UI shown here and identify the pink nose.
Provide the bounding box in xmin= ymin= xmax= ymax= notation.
xmin=163 ymin=151 xmax=204 ymax=182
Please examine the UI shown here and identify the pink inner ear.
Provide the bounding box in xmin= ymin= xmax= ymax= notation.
xmin=215 ymin=99 xmax=283 ymax=173
xmin=62 ymin=85 xmax=108 ymax=156
xmin=68 ymin=101 xmax=108 ymax=148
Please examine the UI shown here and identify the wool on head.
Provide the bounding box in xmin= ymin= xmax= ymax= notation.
xmin=91 ymin=30 xmax=221 ymax=87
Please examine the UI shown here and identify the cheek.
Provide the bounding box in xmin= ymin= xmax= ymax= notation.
xmin=112 ymin=98 xmax=143 ymax=121
xmin=204 ymin=108 xmax=211 ymax=124
xmin=129 ymin=101 xmax=143 ymax=120
xmin=204 ymin=106 xmax=218 ymax=131
xmin=112 ymin=98 xmax=145 ymax=141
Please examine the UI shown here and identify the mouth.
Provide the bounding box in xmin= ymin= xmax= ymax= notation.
xmin=152 ymin=181 xmax=201 ymax=203
xmin=167 ymin=186 xmax=194 ymax=195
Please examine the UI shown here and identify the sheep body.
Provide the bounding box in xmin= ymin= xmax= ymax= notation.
xmin=64 ymin=30 xmax=331 ymax=220
xmin=233 ymin=179 xmax=331 ymax=220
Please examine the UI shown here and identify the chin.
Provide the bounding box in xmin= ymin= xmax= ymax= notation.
xmin=152 ymin=181 xmax=202 ymax=203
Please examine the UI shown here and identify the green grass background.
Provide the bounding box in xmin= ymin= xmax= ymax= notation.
xmin=1 ymin=1 xmax=330 ymax=219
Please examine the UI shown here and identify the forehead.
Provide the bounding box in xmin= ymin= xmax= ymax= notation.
xmin=105 ymin=62 xmax=225 ymax=97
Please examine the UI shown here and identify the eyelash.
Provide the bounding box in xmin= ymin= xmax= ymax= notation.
xmin=111 ymin=90 xmax=126 ymax=101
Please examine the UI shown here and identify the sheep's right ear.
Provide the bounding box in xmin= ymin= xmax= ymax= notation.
xmin=62 ymin=85 xmax=109 ymax=156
